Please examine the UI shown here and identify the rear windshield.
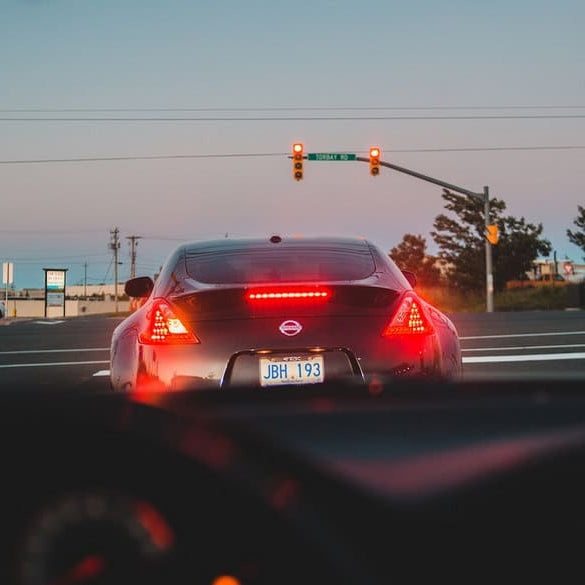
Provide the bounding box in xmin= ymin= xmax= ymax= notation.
xmin=185 ymin=246 xmax=376 ymax=284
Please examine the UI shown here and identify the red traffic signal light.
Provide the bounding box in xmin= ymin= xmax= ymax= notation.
xmin=292 ymin=143 xmax=304 ymax=181
xmin=369 ymin=147 xmax=381 ymax=176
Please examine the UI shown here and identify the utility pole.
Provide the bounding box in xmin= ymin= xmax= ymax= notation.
xmin=126 ymin=235 xmax=142 ymax=279
xmin=109 ymin=228 xmax=120 ymax=313
xmin=84 ymin=262 xmax=87 ymax=298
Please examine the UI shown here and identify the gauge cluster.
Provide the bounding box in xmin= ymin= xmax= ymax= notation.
xmin=19 ymin=491 xmax=174 ymax=585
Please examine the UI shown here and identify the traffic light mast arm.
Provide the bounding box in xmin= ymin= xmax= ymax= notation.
xmin=355 ymin=156 xmax=494 ymax=312
xmin=355 ymin=156 xmax=482 ymax=200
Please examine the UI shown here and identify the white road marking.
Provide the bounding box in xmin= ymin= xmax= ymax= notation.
xmin=461 ymin=330 xmax=585 ymax=340
xmin=0 ymin=348 xmax=109 ymax=356
xmin=33 ymin=320 xmax=65 ymax=325
xmin=463 ymin=352 xmax=585 ymax=364
xmin=462 ymin=343 xmax=585 ymax=352
xmin=93 ymin=370 xmax=111 ymax=377
xmin=0 ymin=360 xmax=110 ymax=369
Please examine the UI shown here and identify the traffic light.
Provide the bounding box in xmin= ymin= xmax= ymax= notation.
xmin=292 ymin=143 xmax=304 ymax=181
xmin=486 ymin=224 xmax=499 ymax=245
xmin=369 ymin=147 xmax=381 ymax=176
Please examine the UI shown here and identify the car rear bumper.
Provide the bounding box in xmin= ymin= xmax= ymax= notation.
xmin=112 ymin=336 xmax=445 ymax=392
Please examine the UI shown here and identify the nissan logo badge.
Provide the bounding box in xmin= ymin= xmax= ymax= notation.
xmin=279 ymin=320 xmax=303 ymax=336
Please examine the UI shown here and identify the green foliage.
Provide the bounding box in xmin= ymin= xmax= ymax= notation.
xmin=418 ymin=284 xmax=571 ymax=313
xmin=494 ymin=215 xmax=552 ymax=288
xmin=416 ymin=286 xmax=484 ymax=313
xmin=389 ymin=234 xmax=442 ymax=286
xmin=567 ymin=205 xmax=585 ymax=259
xmin=431 ymin=189 xmax=551 ymax=292
xmin=494 ymin=286 xmax=568 ymax=311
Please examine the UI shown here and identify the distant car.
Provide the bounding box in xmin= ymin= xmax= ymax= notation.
xmin=506 ymin=273 xmax=568 ymax=289
xmin=110 ymin=236 xmax=462 ymax=391
xmin=537 ymin=273 xmax=566 ymax=282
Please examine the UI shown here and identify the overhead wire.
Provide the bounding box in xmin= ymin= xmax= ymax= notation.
xmin=1 ymin=145 xmax=585 ymax=165
xmin=102 ymin=257 xmax=114 ymax=284
xmin=1 ymin=105 xmax=585 ymax=112
xmin=2 ymin=114 xmax=585 ymax=122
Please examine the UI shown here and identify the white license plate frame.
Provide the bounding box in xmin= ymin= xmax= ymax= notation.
xmin=260 ymin=355 xmax=325 ymax=387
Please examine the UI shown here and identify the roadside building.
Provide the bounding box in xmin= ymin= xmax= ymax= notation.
xmin=532 ymin=258 xmax=585 ymax=284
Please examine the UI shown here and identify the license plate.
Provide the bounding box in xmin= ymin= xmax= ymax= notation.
xmin=260 ymin=355 xmax=324 ymax=386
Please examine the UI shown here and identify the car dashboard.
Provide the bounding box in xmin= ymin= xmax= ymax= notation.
xmin=2 ymin=380 xmax=585 ymax=584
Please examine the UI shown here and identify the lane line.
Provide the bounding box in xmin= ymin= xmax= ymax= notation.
xmin=463 ymin=352 xmax=585 ymax=364
xmin=93 ymin=370 xmax=111 ymax=377
xmin=460 ymin=331 xmax=585 ymax=340
xmin=0 ymin=360 xmax=110 ymax=369
xmin=0 ymin=348 xmax=109 ymax=356
xmin=462 ymin=343 xmax=585 ymax=352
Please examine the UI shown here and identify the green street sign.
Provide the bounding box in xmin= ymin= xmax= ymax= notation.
xmin=307 ymin=153 xmax=356 ymax=161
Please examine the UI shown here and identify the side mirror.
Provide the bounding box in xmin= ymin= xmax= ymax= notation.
xmin=402 ymin=270 xmax=417 ymax=288
xmin=125 ymin=276 xmax=154 ymax=298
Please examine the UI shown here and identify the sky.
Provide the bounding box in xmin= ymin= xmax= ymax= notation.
xmin=1 ymin=0 xmax=584 ymax=289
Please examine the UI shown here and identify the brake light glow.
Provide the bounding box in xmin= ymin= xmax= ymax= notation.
xmin=247 ymin=289 xmax=330 ymax=301
xmin=139 ymin=301 xmax=199 ymax=344
xmin=382 ymin=293 xmax=434 ymax=336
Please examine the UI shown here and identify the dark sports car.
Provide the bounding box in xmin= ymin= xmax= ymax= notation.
xmin=110 ymin=236 xmax=461 ymax=391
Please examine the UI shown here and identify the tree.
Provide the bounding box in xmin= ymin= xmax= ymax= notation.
xmin=567 ymin=205 xmax=585 ymax=258
xmin=389 ymin=234 xmax=442 ymax=286
xmin=431 ymin=189 xmax=551 ymax=292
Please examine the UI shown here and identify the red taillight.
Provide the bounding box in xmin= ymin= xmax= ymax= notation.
xmin=246 ymin=287 xmax=330 ymax=301
xmin=382 ymin=293 xmax=434 ymax=337
xmin=139 ymin=301 xmax=199 ymax=344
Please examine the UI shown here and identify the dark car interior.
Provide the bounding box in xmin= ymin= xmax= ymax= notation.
xmin=3 ymin=379 xmax=585 ymax=584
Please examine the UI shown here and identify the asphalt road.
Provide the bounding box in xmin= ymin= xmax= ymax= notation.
xmin=0 ymin=315 xmax=120 ymax=392
xmin=1 ymin=311 xmax=584 ymax=391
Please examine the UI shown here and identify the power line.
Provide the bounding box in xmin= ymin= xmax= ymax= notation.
xmin=2 ymin=115 xmax=585 ymax=122
xmin=1 ymin=145 xmax=585 ymax=165
xmin=1 ymin=105 xmax=585 ymax=112
xmin=102 ymin=256 xmax=113 ymax=284
xmin=0 ymin=228 xmax=113 ymax=234
xmin=0 ymin=153 xmax=285 ymax=165
xmin=391 ymin=145 xmax=585 ymax=153
xmin=6 ymin=254 xmax=109 ymax=262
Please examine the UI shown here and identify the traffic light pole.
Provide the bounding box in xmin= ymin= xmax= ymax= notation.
xmin=484 ymin=186 xmax=494 ymax=312
xmin=356 ymin=156 xmax=494 ymax=312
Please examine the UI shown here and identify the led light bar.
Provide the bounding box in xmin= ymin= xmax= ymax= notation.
xmin=247 ymin=289 xmax=330 ymax=301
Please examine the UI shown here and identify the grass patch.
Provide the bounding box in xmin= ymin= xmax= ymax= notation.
xmin=493 ymin=286 xmax=569 ymax=311
xmin=416 ymin=285 xmax=574 ymax=313
xmin=416 ymin=287 xmax=485 ymax=313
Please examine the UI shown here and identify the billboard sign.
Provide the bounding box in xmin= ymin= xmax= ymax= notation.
xmin=46 ymin=270 xmax=66 ymax=290
xmin=43 ymin=268 xmax=68 ymax=317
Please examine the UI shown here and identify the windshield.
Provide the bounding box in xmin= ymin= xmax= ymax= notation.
xmin=1 ymin=1 xmax=584 ymax=387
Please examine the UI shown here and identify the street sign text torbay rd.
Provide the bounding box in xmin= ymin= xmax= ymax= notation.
xmin=307 ymin=153 xmax=356 ymax=161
